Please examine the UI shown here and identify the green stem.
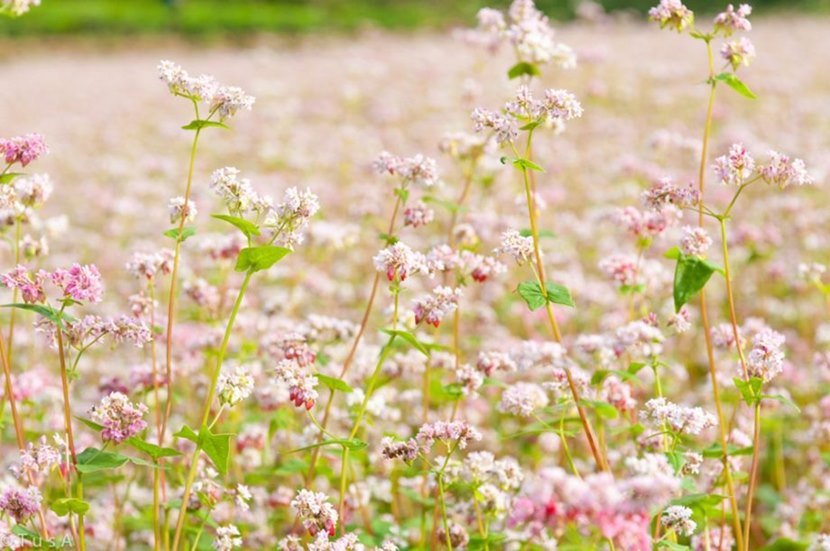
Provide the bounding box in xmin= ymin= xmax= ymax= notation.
xmin=170 ymin=269 xmax=254 ymax=551
xmin=161 ymin=122 xmax=203 ymax=443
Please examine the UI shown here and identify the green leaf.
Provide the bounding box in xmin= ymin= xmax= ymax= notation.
xmin=0 ymin=172 xmax=23 ymax=184
xmin=519 ymin=228 xmax=555 ymax=239
xmin=759 ymin=539 xmax=809 ymax=551
xmin=11 ymin=525 xmax=40 ymax=540
xmin=181 ymin=119 xmax=229 ymax=131
xmin=545 ymin=281 xmax=575 ymax=307
xmin=734 ymin=376 xmax=764 ymax=406
xmin=657 ymin=542 xmax=690 ymax=550
xmin=76 ymin=417 xmax=105 ymax=432
xmin=211 ymin=214 xmax=260 ymax=238
xmin=174 ymin=425 xmax=233 ymax=475
xmin=517 ymin=281 xmax=574 ymax=311
xmin=761 ymin=393 xmax=801 ymax=413
xmin=235 ymin=245 xmax=292 ymax=273
xmin=581 ymin=399 xmax=619 ymax=420
xmin=286 ymin=438 xmax=368 ymax=454
xmin=75 ymin=447 xmax=130 ymax=473
xmin=517 ymin=281 xmax=547 ymax=311
xmin=126 ymin=437 xmax=182 ymax=460
xmin=315 ymin=373 xmax=353 ymax=393
xmin=512 ymin=157 xmax=545 ymax=172
xmin=673 ymin=252 xmax=720 ymax=312
xmin=51 ymin=498 xmax=90 ymax=517
xmin=715 ymin=72 xmax=757 ymax=99
xmin=380 ymin=329 xmax=430 ymax=357
xmin=163 ymin=226 xmax=196 ymax=242
xmin=507 ymin=61 xmax=541 ymax=80
xmin=1 ymin=302 xmax=73 ymax=325
xmin=664 ymin=246 xmax=681 ymax=260
xmin=702 ymin=442 xmax=754 ymax=459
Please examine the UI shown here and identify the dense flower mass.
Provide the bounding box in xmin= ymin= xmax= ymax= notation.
xmin=1 ymin=0 xmax=828 ymax=549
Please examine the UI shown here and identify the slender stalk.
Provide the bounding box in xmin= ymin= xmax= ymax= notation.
xmin=160 ymin=124 xmax=203 ymax=442
xmin=719 ymin=217 xmax=748 ymax=380
xmin=743 ymin=403 xmax=761 ymax=551
xmin=6 ymin=218 xmax=22 ymax=363
xmin=171 ymin=269 xmax=254 ymax=551
xmin=56 ymin=324 xmax=86 ymax=551
xmin=695 ymin=37 xmax=745 ymax=551
xmin=512 ymin=135 xmax=606 ymax=471
xmin=305 ymin=193 xmax=402 ymax=485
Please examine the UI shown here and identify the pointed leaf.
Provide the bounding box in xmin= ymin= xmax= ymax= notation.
xmin=211 ymin=214 xmax=260 ymax=238
xmin=715 ymin=72 xmax=757 ymax=99
xmin=315 ymin=373 xmax=353 ymax=393
xmin=235 ymin=245 xmax=292 ymax=273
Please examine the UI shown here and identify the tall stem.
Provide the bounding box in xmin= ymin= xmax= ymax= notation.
xmin=514 ymin=134 xmax=606 ymax=471
xmin=696 ymin=38 xmax=745 ymax=551
xmin=161 ymin=126 xmax=203 ymax=442
xmin=719 ymin=218 xmax=749 ymax=379
xmin=6 ymin=218 xmax=22 ymax=363
xmin=57 ymin=325 xmax=85 ymax=551
xmin=304 ymin=194 xmax=402 ymax=485
xmin=171 ymin=269 xmax=254 ymax=551
xmin=743 ymin=403 xmax=762 ymax=550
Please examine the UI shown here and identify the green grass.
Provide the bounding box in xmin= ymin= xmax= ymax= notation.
xmin=0 ymin=0 xmax=826 ymax=37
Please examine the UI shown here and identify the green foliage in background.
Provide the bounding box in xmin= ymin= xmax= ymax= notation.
xmin=0 ymin=0 xmax=827 ymax=37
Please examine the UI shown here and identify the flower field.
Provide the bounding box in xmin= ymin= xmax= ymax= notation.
xmin=1 ymin=1 xmax=830 ymax=549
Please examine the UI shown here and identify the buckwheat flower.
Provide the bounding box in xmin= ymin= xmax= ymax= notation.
xmin=273 ymin=359 xmax=318 ymax=410
xmin=713 ymin=143 xmax=755 ymax=186
xmin=209 ymin=167 xmax=258 ymax=214
xmin=602 ymin=376 xmax=637 ymax=412
xmin=412 ymin=286 xmax=462 ymax=328
xmin=455 ymin=363 xmax=485 ymax=395
xmin=11 ymin=436 xmax=60 ymax=482
xmin=1 ymin=265 xmax=47 ymax=304
xmin=721 ymin=37 xmax=756 ymax=69
xmin=649 ymin=0 xmax=694 ymax=32
xmin=217 ymin=364 xmax=254 ymax=407
xmin=543 ymin=89 xmax=583 ymax=121
xmin=51 ymin=263 xmax=104 ymax=304
xmin=403 ymin=201 xmax=434 ymax=228
xmin=460 ymin=251 xmax=507 ymax=283
xmin=21 ymin=234 xmax=48 ymax=259
xmin=277 ymin=186 xmax=320 ymax=220
xmin=14 ymin=173 xmax=53 ymax=207
xmin=661 ymin=505 xmax=696 ymax=536
xmin=126 ymin=249 xmax=175 ymax=281
xmin=498 ymin=382 xmax=549 ymax=417
xmin=169 ymin=196 xmax=197 ymax=224
xmin=0 ymin=485 xmax=41 ymax=523
xmin=712 ymin=322 xmax=743 ymax=349
xmin=641 ymin=397 xmax=717 ymax=435
xmin=746 ymin=327 xmax=786 ymax=381
xmin=495 ymin=229 xmax=534 ymax=265
xmin=210 ymin=86 xmax=255 ymax=121
xmin=107 ymin=315 xmax=153 ymax=347
xmin=476 ymin=351 xmax=517 ymax=375
xmin=680 ymin=226 xmax=712 ymax=256
xmin=714 ymin=3 xmax=752 ymax=36
xmin=213 ymin=525 xmax=243 ymax=551
xmin=471 ymin=108 xmax=518 ymax=144
xmin=681 ymin=451 xmax=703 ymax=475
xmin=437 ymin=522 xmax=470 ymax=550
xmin=643 ymin=177 xmax=700 ymax=210
xmin=373 ymin=242 xmax=425 ymax=281
xmin=380 ymin=437 xmax=419 ymax=463
xmin=668 ymin=308 xmax=691 ymax=333
xmin=759 ymin=150 xmax=813 ymax=188
xmin=291 ymin=489 xmax=338 ymax=537
xmin=416 ymin=420 xmax=482 ymax=451
xmin=507 ymin=0 xmax=574 ymax=67
xmin=89 ymin=391 xmax=149 ymax=444
xmin=599 ymin=254 xmax=638 ymax=287
xmin=0 ymin=133 xmax=48 ymax=167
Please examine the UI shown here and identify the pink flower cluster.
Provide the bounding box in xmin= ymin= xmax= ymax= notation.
xmin=0 ymin=133 xmax=48 ymax=167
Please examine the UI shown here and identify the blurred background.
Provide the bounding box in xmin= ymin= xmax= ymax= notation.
xmin=1 ymin=0 xmax=828 ymax=37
